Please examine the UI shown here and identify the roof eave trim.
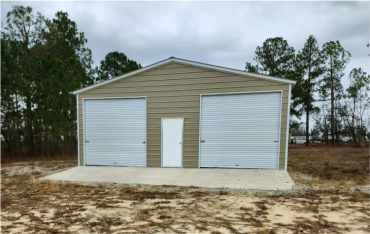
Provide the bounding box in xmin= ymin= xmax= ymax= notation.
xmin=72 ymin=57 xmax=295 ymax=95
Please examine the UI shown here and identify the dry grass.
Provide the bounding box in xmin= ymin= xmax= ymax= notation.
xmin=1 ymin=145 xmax=369 ymax=233
xmin=1 ymin=153 xmax=76 ymax=164
xmin=289 ymin=144 xmax=369 ymax=189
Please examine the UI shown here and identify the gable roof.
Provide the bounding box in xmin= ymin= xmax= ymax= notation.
xmin=72 ymin=56 xmax=296 ymax=95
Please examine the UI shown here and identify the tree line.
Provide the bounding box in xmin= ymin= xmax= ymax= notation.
xmin=1 ymin=6 xmax=369 ymax=157
xmin=1 ymin=6 xmax=141 ymax=157
xmin=246 ymin=37 xmax=370 ymax=145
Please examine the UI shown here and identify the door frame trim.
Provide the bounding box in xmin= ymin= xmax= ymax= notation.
xmin=81 ymin=96 xmax=147 ymax=166
xmin=198 ymin=90 xmax=283 ymax=169
xmin=160 ymin=117 xmax=184 ymax=168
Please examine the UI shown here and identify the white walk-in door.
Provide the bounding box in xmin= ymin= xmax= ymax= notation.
xmin=200 ymin=92 xmax=281 ymax=169
xmin=84 ymin=98 xmax=146 ymax=166
xmin=161 ymin=118 xmax=184 ymax=167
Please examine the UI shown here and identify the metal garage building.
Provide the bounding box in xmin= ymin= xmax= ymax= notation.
xmin=73 ymin=57 xmax=295 ymax=170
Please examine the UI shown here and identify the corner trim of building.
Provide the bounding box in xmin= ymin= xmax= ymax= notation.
xmin=76 ymin=94 xmax=80 ymax=166
xmin=284 ymin=84 xmax=292 ymax=171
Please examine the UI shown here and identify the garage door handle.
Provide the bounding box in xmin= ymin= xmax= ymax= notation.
xmin=200 ymin=140 xmax=205 ymax=143
xmin=85 ymin=140 xmax=90 ymax=143
xmin=274 ymin=140 xmax=279 ymax=143
xmin=142 ymin=141 xmax=146 ymax=144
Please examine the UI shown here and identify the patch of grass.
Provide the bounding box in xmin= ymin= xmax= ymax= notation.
xmin=118 ymin=187 xmax=181 ymax=201
xmin=158 ymin=214 xmax=172 ymax=220
xmin=288 ymin=144 xmax=369 ymax=186
xmin=135 ymin=208 xmax=154 ymax=221
xmin=254 ymin=200 xmax=270 ymax=217
xmin=345 ymin=192 xmax=370 ymax=203
xmin=152 ymin=200 xmax=171 ymax=205
xmin=292 ymin=217 xmax=341 ymax=234
xmin=256 ymin=229 xmax=277 ymax=234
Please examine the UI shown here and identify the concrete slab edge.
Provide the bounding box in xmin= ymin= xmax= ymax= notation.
xmin=39 ymin=177 xmax=295 ymax=194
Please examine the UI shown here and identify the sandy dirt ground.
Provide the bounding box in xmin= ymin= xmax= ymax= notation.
xmin=1 ymin=145 xmax=369 ymax=233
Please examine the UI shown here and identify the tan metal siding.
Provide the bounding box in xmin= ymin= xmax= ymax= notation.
xmin=78 ymin=62 xmax=290 ymax=169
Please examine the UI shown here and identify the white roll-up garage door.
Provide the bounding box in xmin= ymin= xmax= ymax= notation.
xmin=200 ymin=92 xmax=281 ymax=169
xmin=84 ymin=98 xmax=146 ymax=166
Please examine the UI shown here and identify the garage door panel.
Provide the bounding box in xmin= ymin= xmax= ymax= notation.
xmin=201 ymin=154 xmax=277 ymax=167
xmin=200 ymin=92 xmax=281 ymax=169
xmin=84 ymin=98 xmax=146 ymax=166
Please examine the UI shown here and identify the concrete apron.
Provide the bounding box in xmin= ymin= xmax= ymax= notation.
xmin=41 ymin=167 xmax=295 ymax=191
